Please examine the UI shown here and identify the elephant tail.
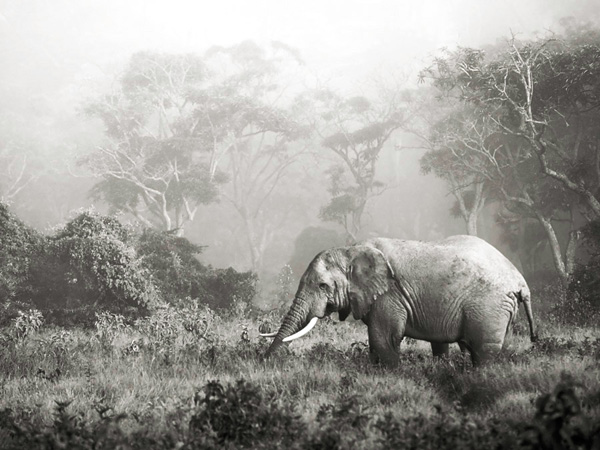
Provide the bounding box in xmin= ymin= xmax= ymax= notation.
xmin=518 ymin=289 xmax=538 ymax=342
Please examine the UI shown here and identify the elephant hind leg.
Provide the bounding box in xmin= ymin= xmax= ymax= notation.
xmin=470 ymin=342 xmax=503 ymax=367
xmin=462 ymin=321 xmax=507 ymax=367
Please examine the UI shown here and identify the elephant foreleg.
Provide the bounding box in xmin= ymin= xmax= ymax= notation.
xmin=367 ymin=300 xmax=406 ymax=368
xmin=431 ymin=342 xmax=449 ymax=358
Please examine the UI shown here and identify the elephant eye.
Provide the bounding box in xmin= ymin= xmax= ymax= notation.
xmin=319 ymin=283 xmax=329 ymax=291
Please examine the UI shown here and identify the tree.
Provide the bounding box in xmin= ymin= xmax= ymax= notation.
xmin=418 ymin=31 xmax=598 ymax=285
xmin=300 ymin=87 xmax=405 ymax=242
xmin=419 ymin=102 xmax=493 ymax=236
xmin=135 ymin=228 xmax=257 ymax=310
xmin=83 ymin=52 xmax=228 ymax=236
xmin=188 ymin=41 xmax=310 ymax=273
xmin=422 ymin=23 xmax=600 ymax=223
xmin=0 ymin=146 xmax=38 ymax=204
xmin=496 ymin=26 xmax=600 ymax=221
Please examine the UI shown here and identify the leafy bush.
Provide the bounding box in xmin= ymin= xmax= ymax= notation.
xmin=375 ymin=409 xmax=517 ymax=449
xmin=1 ymin=205 xmax=256 ymax=326
xmin=528 ymin=270 xmax=600 ymax=326
xmin=520 ymin=374 xmax=600 ymax=449
xmin=136 ymin=228 xmax=208 ymax=300
xmin=136 ymin=228 xmax=257 ymax=311
xmin=12 ymin=309 xmax=44 ymax=340
xmin=309 ymin=395 xmax=372 ymax=448
xmin=0 ymin=202 xmax=42 ymax=323
xmin=189 ymin=379 xmax=305 ymax=449
xmin=28 ymin=210 xmax=156 ymax=325
xmin=133 ymin=302 xmax=215 ymax=360
xmin=547 ymin=290 xmax=600 ymax=326
xmin=201 ymin=267 xmax=257 ymax=311
xmin=0 ymin=399 xmax=133 ymax=450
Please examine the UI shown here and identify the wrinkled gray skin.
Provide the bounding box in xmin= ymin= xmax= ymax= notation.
xmin=266 ymin=235 xmax=537 ymax=367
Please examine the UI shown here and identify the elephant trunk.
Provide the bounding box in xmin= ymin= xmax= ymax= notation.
xmin=265 ymin=297 xmax=311 ymax=358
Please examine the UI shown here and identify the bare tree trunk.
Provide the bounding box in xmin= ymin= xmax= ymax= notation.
xmin=466 ymin=213 xmax=478 ymax=236
xmin=453 ymin=180 xmax=486 ymax=237
xmin=535 ymin=213 xmax=569 ymax=286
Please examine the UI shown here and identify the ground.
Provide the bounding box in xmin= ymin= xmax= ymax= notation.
xmin=0 ymin=301 xmax=598 ymax=449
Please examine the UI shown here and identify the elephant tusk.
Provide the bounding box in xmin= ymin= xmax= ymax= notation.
xmin=259 ymin=331 xmax=278 ymax=338
xmin=282 ymin=317 xmax=318 ymax=342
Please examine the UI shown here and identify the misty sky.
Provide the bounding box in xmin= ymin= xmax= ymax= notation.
xmin=2 ymin=0 xmax=599 ymax=270
xmin=2 ymin=0 xmax=599 ymax=91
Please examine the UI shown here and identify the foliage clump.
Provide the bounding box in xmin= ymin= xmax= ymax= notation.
xmin=29 ymin=210 xmax=156 ymax=324
xmin=136 ymin=228 xmax=257 ymax=311
xmin=0 ymin=204 xmax=258 ymax=326
xmin=188 ymin=379 xmax=305 ymax=449
xmin=521 ymin=374 xmax=600 ymax=449
xmin=0 ymin=202 xmax=42 ymax=323
xmin=136 ymin=228 xmax=208 ymax=300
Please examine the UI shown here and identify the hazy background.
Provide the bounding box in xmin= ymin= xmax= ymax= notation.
xmin=1 ymin=0 xmax=599 ymax=278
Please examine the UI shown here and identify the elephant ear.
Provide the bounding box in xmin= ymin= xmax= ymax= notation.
xmin=348 ymin=246 xmax=395 ymax=320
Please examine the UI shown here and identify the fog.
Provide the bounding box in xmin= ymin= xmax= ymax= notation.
xmin=1 ymin=0 xmax=599 ymax=278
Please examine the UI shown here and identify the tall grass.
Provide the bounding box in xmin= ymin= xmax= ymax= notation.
xmin=0 ymin=305 xmax=598 ymax=449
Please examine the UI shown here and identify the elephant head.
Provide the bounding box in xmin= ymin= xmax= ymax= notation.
xmin=263 ymin=245 xmax=394 ymax=357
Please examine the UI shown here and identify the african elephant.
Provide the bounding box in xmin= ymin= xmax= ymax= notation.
xmin=261 ymin=235 xmax=537 ymax=367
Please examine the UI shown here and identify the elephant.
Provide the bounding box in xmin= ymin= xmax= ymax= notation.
xmin=261 ymin=235 xmax=537 ymax=367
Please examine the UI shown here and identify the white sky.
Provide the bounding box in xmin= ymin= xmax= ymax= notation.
xmin=2 ymin=0 xmax=599 ymax=90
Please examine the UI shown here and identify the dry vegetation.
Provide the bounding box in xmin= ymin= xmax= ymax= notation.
xmin=0 ymin=300 xmax=599 ymax=449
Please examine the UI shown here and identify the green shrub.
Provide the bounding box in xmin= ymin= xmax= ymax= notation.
xmin=188 ymin=379 xmax=305 ymax=449
xmin=136 ymin=228 xmax=257 ymax=311
xmin=375 ymin=410 xmax=517 ymax=449
xmin=136 ymin=228 xmax=208 ymax=300
xmin=0 ymin=202 xmax=43 ymax=324
xmin=201 ymin=267 xmax=257 ymax=312
xmin=29 ymin=210 xmax=156 ymax=325
xmin=520 ymin=374 xmax=600 ymax=449
xmin=1 ymin=205 xmax=256 ymax=326
xmin=132 ymin=302 xmax=215 ymax=361
xmin=309 ymin=395 xmax=372 ymax=449
xmin=12 ymin=309 xmax=44 ymax=340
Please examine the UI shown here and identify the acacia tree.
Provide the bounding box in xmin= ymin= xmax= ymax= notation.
xmin=83 ymin=52 xmax=228 ymax=236
xmin=299 ymin=88 xmax=404 ymax=243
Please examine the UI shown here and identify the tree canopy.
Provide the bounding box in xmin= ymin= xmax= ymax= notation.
xmin=418 ymin=22 xmax=600 ymax=284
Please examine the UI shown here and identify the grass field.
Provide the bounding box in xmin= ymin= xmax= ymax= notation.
xmin=0 ymin=299 xmax=599 ymax=449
